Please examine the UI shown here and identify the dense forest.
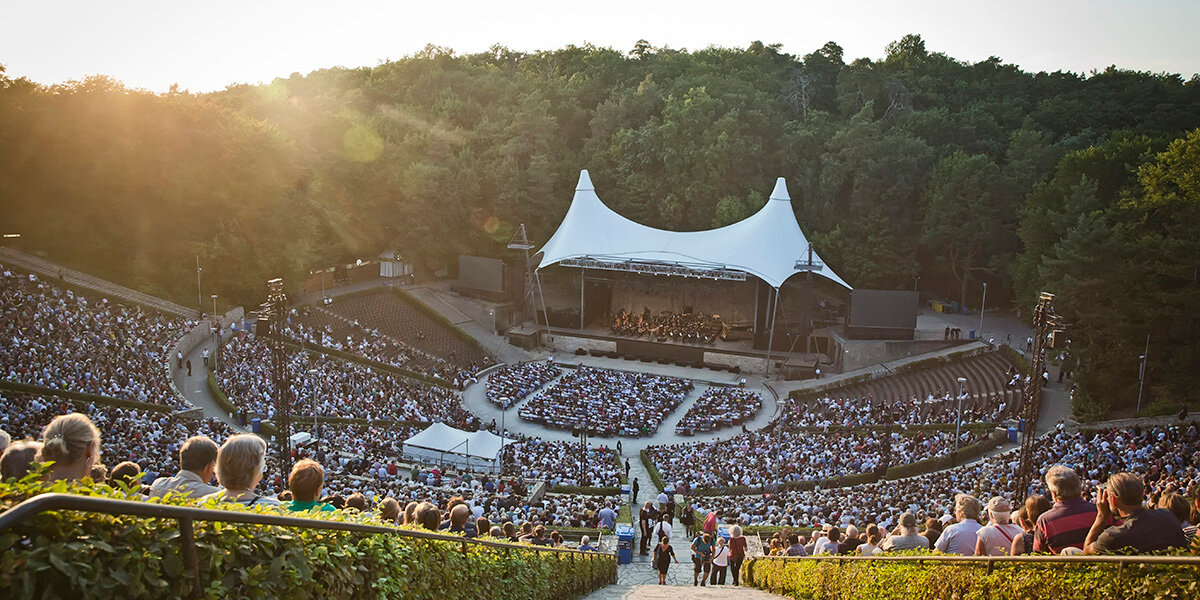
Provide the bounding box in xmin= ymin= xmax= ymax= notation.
xmin=1 ymin=35 xmax=1198 ymax=415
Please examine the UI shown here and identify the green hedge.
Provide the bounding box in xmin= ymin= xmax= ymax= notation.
xmin=0 ymin=476 xmax=615 ymax=600
xmin=883 ymin=430 xmax=1008 ymax=480
xmin=743 ymin=554 xmax=1200 ymax=600
xmin=639 ymin=450 xmax=665 ymax=492
xmin=205 ymin=370 xmax=238 ymax=416
xmin=0 ymin=379 xmax=173 ymax=414
xmin=286 ymin=337 xmax=452 ymax=388
xmin=548 ymin=485 xmax=620 ymax=496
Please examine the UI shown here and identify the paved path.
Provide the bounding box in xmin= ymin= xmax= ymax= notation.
xmin=583 ymin=583 xmax=783 ymax=599
xmin=171 ymin=327 xmax=244 ymax=430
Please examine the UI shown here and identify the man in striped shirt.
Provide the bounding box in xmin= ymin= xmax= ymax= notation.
xmin=1033 ymin=465 xmax=1100 ymax=554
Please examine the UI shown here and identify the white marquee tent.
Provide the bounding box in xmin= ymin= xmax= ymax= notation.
xmin=537 ymin=170 xmax=851 ymax=290
xmin=402 ymin=422 xmax=516 ymax=472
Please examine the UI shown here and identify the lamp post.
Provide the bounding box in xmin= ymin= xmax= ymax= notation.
xmin=1136 ymin=335 xmax=1149 ymax=414
xmin=978 ymin=282 xmax=987 ymax=343
xmin=196 ymin=256 xmax=203 ymax=317
xmin=955 ymin=377 xmax=968 ymax=457
xmin=308 ymin=368 xmax=319 ymax=437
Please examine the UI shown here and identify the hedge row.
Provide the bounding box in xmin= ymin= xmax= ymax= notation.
xmin=743 ymin=554 xmax=1200 ymax=600
xmin=547 ymin=485 xmax=621 ymax=496
xmin=639 ymin=450 xmax=665 ymax=492
xmin=776 ymin=422 xmax=999 ymax=434
xmin=205 ymin=370 xmax=238 ymax=416
xmin=881 ymin=430 xmax=1008 ymax=481
xmin=0 ymin=379 xmax=174 ymax=414
xmin=0 ymin=477 xmax=615 ymax=600
xmin=286 ymin=337 xmax=452 ymax=388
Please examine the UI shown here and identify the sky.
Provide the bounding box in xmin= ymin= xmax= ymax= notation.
xmin=2 ymin=0 xmax=1198 ymax=93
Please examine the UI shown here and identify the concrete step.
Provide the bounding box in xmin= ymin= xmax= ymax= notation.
xmin=583 ymin=583 xmax=783 ymax=599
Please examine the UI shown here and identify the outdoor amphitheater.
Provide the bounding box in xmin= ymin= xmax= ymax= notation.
xmin=3 ymin=11 xmax=1200 ymax=599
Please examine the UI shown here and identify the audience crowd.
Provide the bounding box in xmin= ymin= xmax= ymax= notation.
xmin=500 ymin=436 xmax=619 ymax=488
xmin=675 ymin=387 xmax=762 ymax=434
xmin=218 ymin=332 xmax=479 ymax=429
xmin=519 ymin=367 xmax=692 ymax=437
xmin=782 ymin=390 xmax=1011 ymax=428
xmin=650 ymin=428 xmax=979 ymax=490
xmin=486 ymin=362 xmax=561 ymax=409
xmin=283 ymin=309 xmax=491 ymax=387
xmin=0 ymin=265 xmax=192 ymax=409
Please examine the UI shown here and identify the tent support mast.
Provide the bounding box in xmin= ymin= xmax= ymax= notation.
xmin=534 ymin=268 xmax=550 ymax=333
xmin=764 ymin=286 xmax=780 ymax=377
xmin=579 ymin=268 xmax=585 ymax=331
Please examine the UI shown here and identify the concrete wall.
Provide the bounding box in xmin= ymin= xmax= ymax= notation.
xmin=167 ymin=306 xmax=245 ymax=412
xmin=836 ymin=338 xmax=967 ymax=373
xmin=545 ymin=334 xmax=618 ymax=355
xmin=703 ymin=351 xmax=768 ymax=374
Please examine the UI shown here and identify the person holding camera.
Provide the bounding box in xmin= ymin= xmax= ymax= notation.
xmin=1084 ymin=473 xmax=1188 ymax=554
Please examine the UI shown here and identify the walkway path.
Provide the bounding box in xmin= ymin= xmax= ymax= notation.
xmin=171 ymin=327 xmax=245 ymax=430
xmin=583 ymin=583 xmax=784 ymax=599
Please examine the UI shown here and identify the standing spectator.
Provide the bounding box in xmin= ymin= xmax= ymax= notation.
xmin=639 ymin=501 xmax=657 ymax=555
xmin=149 ymin=436 xmax=220 ymax=499
xmin=632 ymin=477 xmax=639 ymax=505
xmin=935 ymin=494 xmax=984 ymax=555
xmin=653 ymin=535 xmax=678 ymax=586
xmin=652 ymin=514 xmax=672 ymax=546
xmin=680 ymin=505 xmax=696 ymax=538
xmin=598 ymin=502 xmax=617 ymax=530
xmin=1085 ymin=473 xmax=1188 ymax=554
xmin=1034 ymin=465 xmax=1097 ymax=554
xmin=200 ymin=434 xmax=281 ymax=507
xmin=691 ymin=532 xmax=714 ymax=586
xmin=975 ymin=497 xmax=1023 ymax=556
xmin=38 ymin=413 xmax=101 ymax=482
xmin=177 ymin=351 xmax=184 ymax=370
xmin=202 ymin=348 xmax=210 ymax=368
xmin=709 ymin=537 xmax=729 ymax=585
xmin=703 ymin=509 xmax=718 ymax=536
xmin=728 ymin=524 xmax=747 ymax=586
xmin=883 ymin=512 xmax=930 ymax=551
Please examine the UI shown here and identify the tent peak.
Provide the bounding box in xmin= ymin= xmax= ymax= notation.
xmin=576 ymin=170 xmax=594 ymax=191
xmin=769 ymin=177 xmax=790 ymax=201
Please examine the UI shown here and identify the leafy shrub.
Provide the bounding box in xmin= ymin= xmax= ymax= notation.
xmin=205 ymin=370 xmax=238 ymax=416
xmin=0 ymin=476 xmax=615 ymax=600
xmin=743 ymin=553 xmax=1200 ymax=600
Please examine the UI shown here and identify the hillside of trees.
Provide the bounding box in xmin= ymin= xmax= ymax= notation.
xmin=1 ymin=35 xmax=1197 ymax=414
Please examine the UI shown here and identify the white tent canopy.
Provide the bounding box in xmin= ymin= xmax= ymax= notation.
xmin=402 ymin=422 xmax=516 ymax=473
xmin=537 ymin=170 xmax=851 ymax=290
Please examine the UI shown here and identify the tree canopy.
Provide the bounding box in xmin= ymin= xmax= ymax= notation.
xmin=1 ymin=37 xmax=1198 ymax=411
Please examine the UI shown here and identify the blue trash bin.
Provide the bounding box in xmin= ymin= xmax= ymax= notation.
xmin=969 ymin=330 xmax=976 ymax=340
xmin=1018 ymin=418 xmax=1027 ymax=433
xmin=1007 ymin=427 xmax=1018 ymax=443
xmin=251 ymin=418 xmax=261 ymax=433
xmin=620 ymin=484 xmax=631 ymax=497
xmin=616 ymin=524 xmax=635 ymax=564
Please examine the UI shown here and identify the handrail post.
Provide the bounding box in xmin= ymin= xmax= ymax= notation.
xmin=178 ymin=516 xmax=200 ymax=600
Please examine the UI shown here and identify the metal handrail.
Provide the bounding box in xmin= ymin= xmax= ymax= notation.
xmin=1 ymin=493 xmax=616 ymax=598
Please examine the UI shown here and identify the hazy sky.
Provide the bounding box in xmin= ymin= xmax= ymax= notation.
xmin=2 ymin=0 xmax=1197 ymax=93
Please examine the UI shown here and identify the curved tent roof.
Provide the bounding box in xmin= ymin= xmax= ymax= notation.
xmin=537 ymin=171 xmax=851 ymax=290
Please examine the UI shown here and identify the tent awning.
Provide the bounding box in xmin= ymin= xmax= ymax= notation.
xmin=537 ymin=171 xmax=851 ymax=290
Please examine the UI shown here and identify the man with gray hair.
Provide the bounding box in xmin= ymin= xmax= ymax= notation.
xmin=883 ymin=512 xmax=931 ymax=551
xmin=0 ymin=429 xmax=10 ymax=454
xmin=1084 ymin=472 xmax=1188 ymax=554
xmin=837 ymin=524 xmax=862 ymax=555
xmin=1033 ymin=464 xmax=1097 ymax=554
xmin=935 ymin=494 xmax=983 ymax=555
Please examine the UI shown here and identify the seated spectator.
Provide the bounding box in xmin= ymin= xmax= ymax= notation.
xmin=1187 ymin=484 xmax=1200 ymax=541
xmin=90 ymin=464 xmax=108 ymax=482
xmin=837 ymin=525 xmax=861 ymax=555
xmin=856 ymin=524 xmax=883 ymax=556
xmin=1010 ymin=495 xmax=1052 ymax=555
xmin=923 ymin=518 xmax=943 ymax=549
xmin=578 ymin=535 xmax=596 ymax=552
xmin=378 ymin=497 xmax=400 ymax=524
xmin=1 ymin=440 xmax=42 ymax=480
xmin=975 ymin=497 xmax=1022 ymax=556
xmin=38 ymin=413 xmax=101 ymax=482
xmin=285 ymin=459 xmax=335 ymax=512
xmin=813 ymin=526 xmax=841 ymax=555
xmin=935 ymin=494 xmax=983 ymax=555
xmin=1157 ymin=492 xmax=1192 ymax=536
xmin=529 ymin=525 xmax=551 ymax=546
xmin=149 ymin=435 xmax=220 ymax=499
xmin=1034 ymin=465 xmax=1096 ymax=554
xmin=200 ymin=434 xmax=281 ymax=507
xmin=0 ymin=429 xmax=9 ymax=454
xmin=109 ymin=461 xmax=143 ymax=491
xmin=445 ymin=504 xmax=478 ymax=538
xmin=1085 ymin=472 xmax=1188 ymax=554
xmin=345 ymin=492 xmax=368 ymax=511
xmin=882 ymin=512 xmax=930 ymax=551
xmin=415 ymin=502 xmax=440 ymax=531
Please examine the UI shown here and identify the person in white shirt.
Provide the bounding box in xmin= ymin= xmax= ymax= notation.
xmin=813 ymin=526 xmax=842 ymax=555
xmin=935 ymin=494 xmax=984 ymax=555
xmin=975 ymin=497 xmax=1023 ymax=556
xmin=149 ymin=436 xmax=220 ymax=499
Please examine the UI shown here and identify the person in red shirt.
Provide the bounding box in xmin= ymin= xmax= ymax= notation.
xmin=728 ymin=525 xmax=748 ymax=586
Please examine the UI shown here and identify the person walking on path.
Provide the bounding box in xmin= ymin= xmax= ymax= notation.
xmin=709 ymin=537 xmax=729 ymax=585
xmin=691 ymin=532 xmax=714 ymax=587
xmin=728 ymin=525 xmax=748 ymax=586
xmin=186 ymin=359 xmax=192 ymax=376
xmin=653 ymin=536 xmax=678 ymax=585
xmin=625 ymin=458 xmax=631 ymax=477
xmin=632 ymin=477 xmax=639 ymax=505
xmin=202 ymin=348 xmax=210 ymax=368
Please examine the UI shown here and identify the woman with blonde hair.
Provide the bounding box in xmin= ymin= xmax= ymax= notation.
xmin=199 ymin=434 xmax=280 ymax=507
xmin=38 ymin=413 xmax=101 ymax=482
